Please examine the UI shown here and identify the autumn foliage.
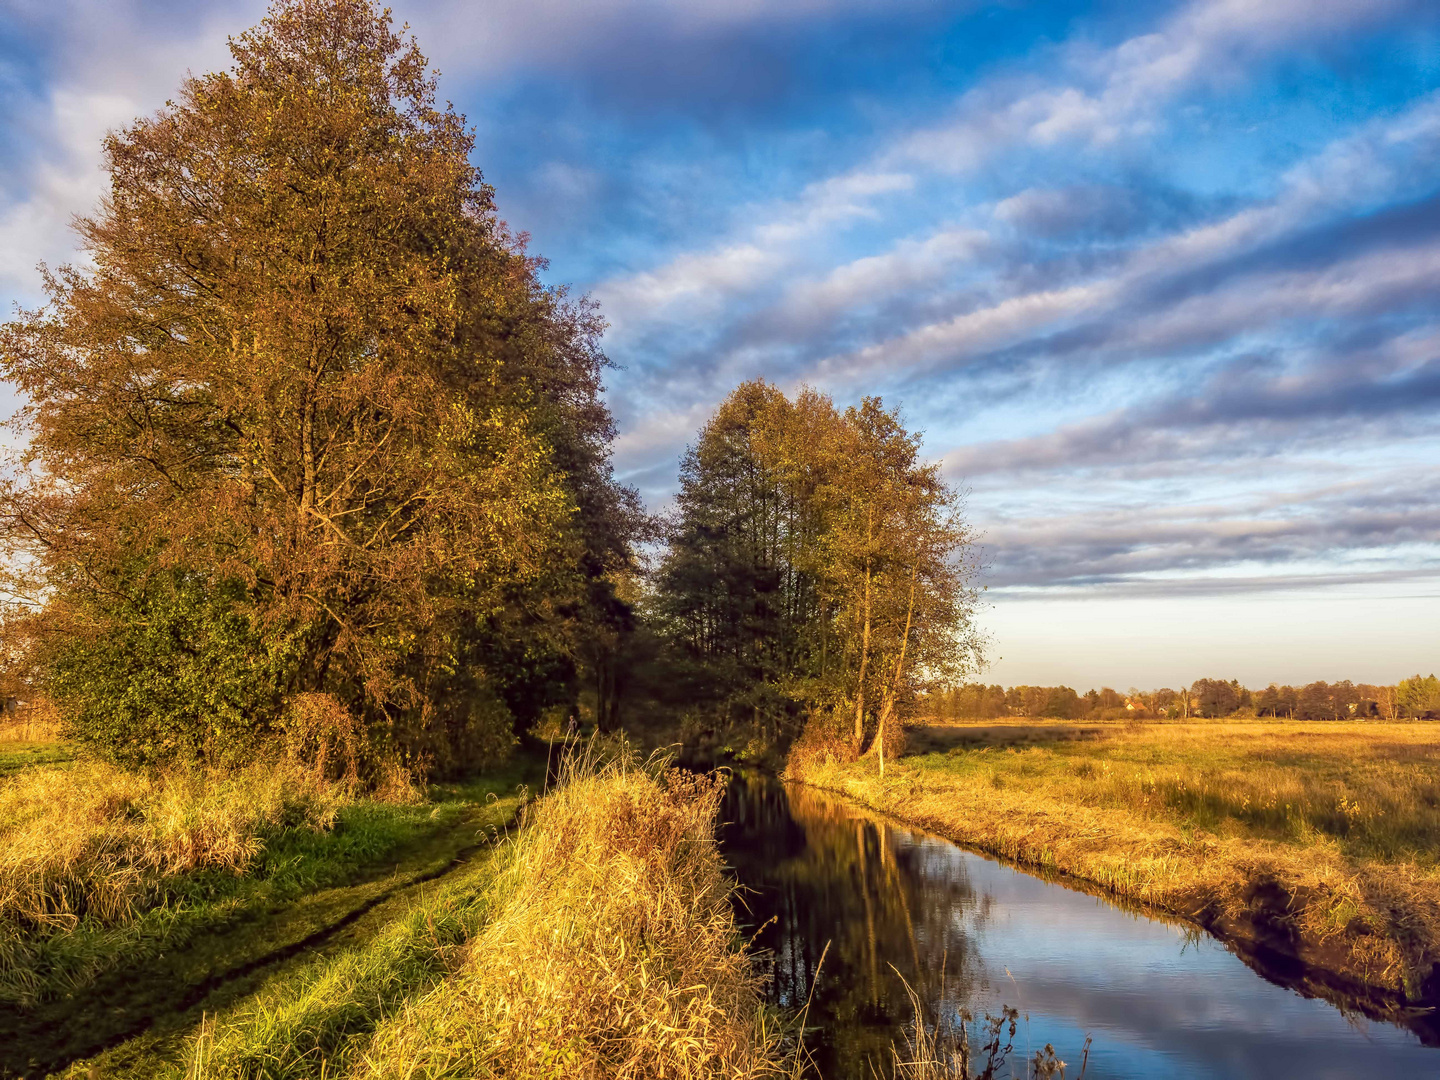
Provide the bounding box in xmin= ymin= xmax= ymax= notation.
xmin=0 ymin=0 xmax=637 ymax=772
xmin=652 ymin=381 xmax=981 ymax=759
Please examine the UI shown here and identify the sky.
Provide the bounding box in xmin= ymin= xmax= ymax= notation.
xmin=1 ymin=0 xmax=1438 ymax=690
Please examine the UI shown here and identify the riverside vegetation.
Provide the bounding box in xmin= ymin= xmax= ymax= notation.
xmin=789 ymin=718 xmax=1440 ymax=1007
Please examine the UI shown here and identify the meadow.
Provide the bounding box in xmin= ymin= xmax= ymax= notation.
xmin=789 ymin=718 xmax=1440 ymax=1003
xmin=1 ymin=721 xmax=824 ymax=1079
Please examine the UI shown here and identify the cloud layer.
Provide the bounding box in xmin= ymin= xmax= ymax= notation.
xmin=2 ymin=0 xmax=1438 ymax=679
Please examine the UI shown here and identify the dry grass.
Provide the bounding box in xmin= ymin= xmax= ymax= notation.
xmin=0 ymin=759 xmax=349 ymax=936
xmin=0 ymin=700 xmax=64 ymax=745
xmin=887 ymin=981 xmax=1082 ymax=1080
xmin=182 ymin=741 xmax=799 ymax=1080
xmin=352 ymin=746 xmax=791 ymax=1079
xmin=789 ymin=719 xmax=1440 ymax=999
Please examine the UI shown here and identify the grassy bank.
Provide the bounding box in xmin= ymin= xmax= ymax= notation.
xmin=0 ymin=744 xmax=534 ymax=1007
xmin=788 ymin=719 xmax=1440 ymax=1001
xmin=142 ymin=746 xmax=794 ymax=1080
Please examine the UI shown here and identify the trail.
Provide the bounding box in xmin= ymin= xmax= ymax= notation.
xmin=0 ymin=806 xmax=512 ymax=1080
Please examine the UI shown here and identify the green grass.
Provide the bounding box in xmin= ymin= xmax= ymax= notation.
xmin=152 ymin=746 xmax=793 ymax=1080
xmin=1 ymin=754 xmax=539 ymax=1007
xmin=0 ymin=738 xmax=76 ymax=776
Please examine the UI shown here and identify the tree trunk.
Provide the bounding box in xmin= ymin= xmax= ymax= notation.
xmin=853 ymin=552 xmax=872 ymax=753
xmin=873 ymin=564 xmax=917 ymax=771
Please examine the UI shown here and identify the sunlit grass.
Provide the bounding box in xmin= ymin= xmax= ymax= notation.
xmin=178 ymin=742 xmax=799 ymax=1079
xmin=0 ymin=749 xmax=536 ymax=1007
xmin=791 ymin=720 xmax=1440 ymax=998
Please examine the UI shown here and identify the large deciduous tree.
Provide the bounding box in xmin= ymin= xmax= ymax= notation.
xmin=653 ymin=380 xmax=981 ymax=758
xmin=0 ymin=0 xmax=637 ymax=770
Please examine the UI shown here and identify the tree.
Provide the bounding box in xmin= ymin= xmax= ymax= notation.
xmin=0 ymin=0 xmax=636 ymax=770
xmin=1398 ymin=674 xmax=1440 ymax=719
xmin=653 ymin=381 xmax=981 ymax=758
xmin=1192 ymin=678 xmax=1244 ymax=718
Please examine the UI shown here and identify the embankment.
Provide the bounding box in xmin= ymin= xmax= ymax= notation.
xmin=788 ymin=723 xmax=1440 ymax=1013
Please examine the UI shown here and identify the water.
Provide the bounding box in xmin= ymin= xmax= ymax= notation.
xmin=718 ymin=772 xmax=1440 ymax=1079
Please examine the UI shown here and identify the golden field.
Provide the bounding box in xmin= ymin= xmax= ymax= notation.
xmin=789 ymin=718 xmax=1440 ymax=1001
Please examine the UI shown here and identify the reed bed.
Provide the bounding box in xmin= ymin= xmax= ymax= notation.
xmin=183 ymin=742 xmax=798 ymax=1079
xmin=790 ymin=720 xmax=1440 ymax=999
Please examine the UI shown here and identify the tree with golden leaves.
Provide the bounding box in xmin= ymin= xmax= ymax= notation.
xmin=0 ymin=0 xmax=637 ymax=768
xmin=653 ymin=380 xmax=981 ymax=758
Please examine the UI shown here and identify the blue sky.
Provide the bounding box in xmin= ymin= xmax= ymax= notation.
xmin=2 ymin=0 xmax=1438 ymax=688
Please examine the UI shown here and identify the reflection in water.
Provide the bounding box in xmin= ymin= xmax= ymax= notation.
xmin=719 ymin=773 xmax=1439 ymax=1080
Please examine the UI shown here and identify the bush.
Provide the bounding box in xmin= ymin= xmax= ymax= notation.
xmin=42 ymin=568 xmax=291 ymax=768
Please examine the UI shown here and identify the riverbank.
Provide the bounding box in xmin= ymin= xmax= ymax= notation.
xmin=786 ymin=719 xmax=1440 ymax=1006
xmin=21 ymin=743 xmax=796 ymax=1079
xmin=135 ymin=747 xmax=790 ymax=1080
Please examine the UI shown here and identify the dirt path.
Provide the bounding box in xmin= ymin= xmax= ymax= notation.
xmin=1 ymin=805 xmax=513 ymax=1080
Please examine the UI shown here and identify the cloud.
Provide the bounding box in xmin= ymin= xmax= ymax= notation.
xmin=979 ymin=470 xmax=1440 ymax=591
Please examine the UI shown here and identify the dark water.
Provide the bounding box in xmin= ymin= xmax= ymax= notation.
xmin=718 ymin=773 xmax=1440 ymax=1080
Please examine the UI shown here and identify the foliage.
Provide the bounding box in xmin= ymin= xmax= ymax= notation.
xmin=1397 ymin=674 xmax=1440 ymax=719
xmin=43 ymin=569 xmax=291 ymax=767
xmin=653 ymin=381 xmax=981 ymax=756
xmin=0 ymin=0 xmax=638 ymax=769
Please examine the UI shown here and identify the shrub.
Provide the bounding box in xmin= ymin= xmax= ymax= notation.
xmin=42 ymin=568 xmax=291 ymax=769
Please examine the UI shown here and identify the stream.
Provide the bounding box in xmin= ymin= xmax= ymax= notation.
xmin=718 ymin=772 xmax=1439 ymax=1079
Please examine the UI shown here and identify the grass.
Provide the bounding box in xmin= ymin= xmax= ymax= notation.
xmin=171 ymin=742 xmax=798 ymax=1080
xmin=788 ymin=718 xmax=1440 ymax=1000
xmin=0 ymin=742 xmax=537 ymax=1008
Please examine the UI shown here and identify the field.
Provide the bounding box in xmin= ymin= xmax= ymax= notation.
xmin=788 ymin=718 xmax=1440 ymax=1004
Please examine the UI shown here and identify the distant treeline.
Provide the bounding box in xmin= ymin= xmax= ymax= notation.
xmin=925 ymin=674 xmax=1440 ymax=722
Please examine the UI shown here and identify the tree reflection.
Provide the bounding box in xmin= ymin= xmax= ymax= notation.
xmin=720 ymin=774 xmax=987 ymax=1077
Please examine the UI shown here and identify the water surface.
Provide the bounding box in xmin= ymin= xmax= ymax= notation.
xmin=718 ymin=773 xmax=1438 ymax=1079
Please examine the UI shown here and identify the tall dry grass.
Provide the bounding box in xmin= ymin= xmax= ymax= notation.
xmin=354 ymin=745 xmax=791 ymax=1079
xmin=0 ymin=758 xmax=351 ymax=1001
xmin=0 ymin=759 xmax=348 ymax=931
xmin=790 ymin=720 xmax=1440 ymax=998
xmin=0 ymin=699 xmax=64 ymax=745
xmin=184 ymin=740 xmax=799 ymax=1080
xmin=885 ymin=975 xmax=1085 ymax=1080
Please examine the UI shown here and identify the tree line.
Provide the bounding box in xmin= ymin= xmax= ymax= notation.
xmin=927 ymin=674 xmax=1440 ymax=722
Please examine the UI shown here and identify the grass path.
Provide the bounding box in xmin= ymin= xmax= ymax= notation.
xmin=3 ymin=767 xmax=538 ymax=1080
